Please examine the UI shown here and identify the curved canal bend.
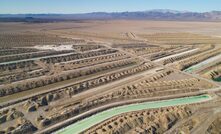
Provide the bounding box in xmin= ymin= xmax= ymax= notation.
xmin=56 ymin=94 xmax=211 ymax=134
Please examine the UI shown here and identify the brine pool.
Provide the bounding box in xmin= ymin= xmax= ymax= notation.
xmin=185 ymin=53 xmax=221 ymax=73
xmin=56 ymin=94 xmax=211 ymax=134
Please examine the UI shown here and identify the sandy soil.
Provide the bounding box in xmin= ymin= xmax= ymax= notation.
xmin=1 ymin=20 xmax=221 ymax=134
xmin=1 ymin=20 xmax=221 ymax=37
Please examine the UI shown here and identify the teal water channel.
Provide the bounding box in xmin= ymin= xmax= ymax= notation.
xmin=56 ymin=94 xmax=211 ymax=134
xmin=185 ymin=53 xmax=221 ymax=73
xmin=213 ymin=77 xmax=221 ymax=82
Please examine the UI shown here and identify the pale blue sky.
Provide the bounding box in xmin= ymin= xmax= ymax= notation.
xmin=0 ymin=0 xmax=220 ymax=14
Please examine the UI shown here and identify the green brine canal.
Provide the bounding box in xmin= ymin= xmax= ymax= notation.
xmin=56 ymin=94 xmax=211 ymax=134
xmin=185 ymin=53 xmax=221 ymax=73
xmin=213 ymin=77 xmax=221 ymax=82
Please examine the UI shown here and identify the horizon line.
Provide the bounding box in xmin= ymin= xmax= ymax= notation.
xmin=0 ymin=9 xmax=220 ymax=15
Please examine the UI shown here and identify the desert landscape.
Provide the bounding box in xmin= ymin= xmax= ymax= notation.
xmin=1 ymin=10 xmax=221 ymax=134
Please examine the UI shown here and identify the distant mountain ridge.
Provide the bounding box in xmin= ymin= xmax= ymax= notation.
xmin=1 ymin=9 xmax=221 ymax=22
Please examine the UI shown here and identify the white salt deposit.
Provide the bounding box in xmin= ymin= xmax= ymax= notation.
xmin=34 ymin=45 xmax=74 ymax=51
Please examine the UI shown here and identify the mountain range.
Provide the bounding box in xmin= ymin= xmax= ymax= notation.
xmin=0 ymin=9 xmax=221 ymax=22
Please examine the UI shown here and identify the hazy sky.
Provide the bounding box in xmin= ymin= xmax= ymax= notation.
xmin=0 ymin=0 xmax=220 ymax=14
